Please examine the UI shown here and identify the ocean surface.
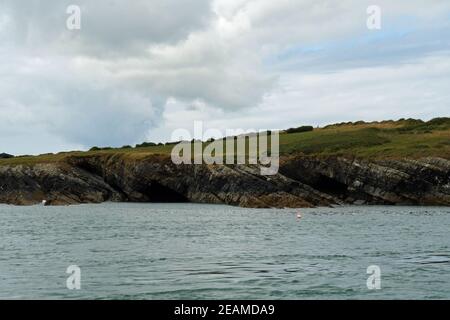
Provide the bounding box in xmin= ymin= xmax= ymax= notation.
xmin=0 ymin=203 xmax=449 ymax=299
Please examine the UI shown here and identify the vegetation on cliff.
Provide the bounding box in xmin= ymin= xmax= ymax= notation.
xmin=1 ymin=117 xmax=449 ymax=166
xmin=0 ymin=118 xmax=449 ymax=207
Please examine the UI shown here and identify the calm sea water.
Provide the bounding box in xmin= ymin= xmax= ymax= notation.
xmin=0 ymin=203 xmax=449 ymax=299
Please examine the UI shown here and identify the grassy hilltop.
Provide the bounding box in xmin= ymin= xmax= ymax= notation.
xmin=1 ymin=117 xmax=450 ymax=166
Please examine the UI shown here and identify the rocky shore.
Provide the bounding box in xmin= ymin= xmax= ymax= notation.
xmin=0 ymin=154 xmax=449 ymax=207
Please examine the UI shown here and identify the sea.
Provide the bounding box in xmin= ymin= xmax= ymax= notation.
xmin=0 ymin=203 xmax=449 ymax=299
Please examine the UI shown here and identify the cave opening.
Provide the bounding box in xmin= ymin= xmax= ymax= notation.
xmin=142 ymin=181 xmax=188 ymax=203
xmin=312 ymin=175 xmax=349 ymax=197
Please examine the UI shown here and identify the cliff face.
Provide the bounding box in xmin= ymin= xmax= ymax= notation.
xmin=280 ymin=156 xmax=450 ymax=206
xmin=0 ymin=154 xmax=449 ymax=207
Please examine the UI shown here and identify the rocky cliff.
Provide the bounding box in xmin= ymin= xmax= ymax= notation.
xmin=0 ymin=154 xmax=449 ymax=207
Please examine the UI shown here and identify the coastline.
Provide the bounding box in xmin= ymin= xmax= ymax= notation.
xmin=0 ymin=153 xmax=448 ymax=208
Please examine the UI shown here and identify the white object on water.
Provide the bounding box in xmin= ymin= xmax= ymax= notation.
xmin=42 ymin=200 xmax=47 ymax=206
xmin=296 ymin=211 xmax=302 ymax=219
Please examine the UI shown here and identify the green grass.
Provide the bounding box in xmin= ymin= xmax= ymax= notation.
xmin=280 ymin=118 xmax=450 ymax=158
xmin=279 ymin=127 xmax=390 ymax=156
xmin=1 ymin=118 xmax=449 ymax=166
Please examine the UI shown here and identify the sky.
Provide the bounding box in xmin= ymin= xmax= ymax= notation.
xmin=0 ymin=0 xmax=449 ymax=155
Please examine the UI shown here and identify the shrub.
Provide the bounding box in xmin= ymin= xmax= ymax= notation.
xmin=165 ymin=141 xmax=181 ymax=146
xmin=427 ymin=117 xmax=450 ymax=126
xmin=286 ymin=126 xmax=314 ymax=134
xmin=89 ymin=146 xmax=112 ymax=151
xmin=0 ymin=153 xmax=14 ymax=159
xmin=135 ymin=142 xmax=157 ymax=148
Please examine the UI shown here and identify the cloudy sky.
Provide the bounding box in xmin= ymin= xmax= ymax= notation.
xmin=0 ymin=0 xmax=449 ymax=155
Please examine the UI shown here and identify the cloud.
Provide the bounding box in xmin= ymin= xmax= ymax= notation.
xmin=149 ymin=52 xmax=450 ymax=142
xmin=263 ymin=52 xmax=450 ymax=126
xmin=0 ymin=0 xmax=449 ymax=154
xmin=0 ymin=0 xmax=212 ymax=52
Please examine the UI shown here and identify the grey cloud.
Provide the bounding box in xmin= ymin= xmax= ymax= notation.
xmin=0 ymin=0 xmax=449 ymax=154
xmin=0 ymin=52 xmax=159 ymax=151
xmin=1 ymin=0 xmax=212 ymax=55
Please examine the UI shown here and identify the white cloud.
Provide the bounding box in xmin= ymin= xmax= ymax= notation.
xmin=149 ymin=52 xmax=450 ymax=142
xmin=0 ymin=0 xmax=449 ymax=154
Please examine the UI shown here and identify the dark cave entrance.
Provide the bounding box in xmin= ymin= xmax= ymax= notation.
xmin=142 ymin=181 xmax=188 ymax=203
xmin=312 ymin=175 xmax=349 ymax=198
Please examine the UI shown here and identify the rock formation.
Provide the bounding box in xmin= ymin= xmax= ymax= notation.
xmin=0 ymin=154 xmax=449 ymax=207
